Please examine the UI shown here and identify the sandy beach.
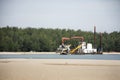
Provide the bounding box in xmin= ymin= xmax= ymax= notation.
xmin=0 ymin=52 xmax=120 ymax=54
xmin=0 ymin=52 xmax=56 ymax=54
xmin=0 ymin=59 xmax=120 ymax=80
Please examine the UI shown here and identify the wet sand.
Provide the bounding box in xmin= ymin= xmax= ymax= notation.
xmin=0 ymin=59 xmax=120 ymax=80
xmin=0 ymin=52 xmax=119 ymax=54
xmin=0 ymin=52 xmax=56 ymax=54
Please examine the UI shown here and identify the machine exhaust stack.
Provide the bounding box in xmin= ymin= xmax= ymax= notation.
xmin=100 ymin=33 xmax=102 ymax=49
xmin=99 ymin=32 xmax=103 ymax=54
xmin=94 ymin=26 xmax=96 ymax=48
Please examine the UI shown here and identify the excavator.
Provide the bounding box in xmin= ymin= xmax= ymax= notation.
xmin=56 ymin=27 xmax=103 ymax=55
xmin=56 ymin=35 xmax=102 ymax=55
xmin=56 ymin=36 xmax=85 ymax=55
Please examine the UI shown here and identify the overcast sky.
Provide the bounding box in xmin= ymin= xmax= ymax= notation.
xmin=0 ymin=0 xmax=120 ymax=33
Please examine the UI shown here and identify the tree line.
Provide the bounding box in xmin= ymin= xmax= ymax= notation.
xmin=0 ymin=26 xmax=120 ymax=52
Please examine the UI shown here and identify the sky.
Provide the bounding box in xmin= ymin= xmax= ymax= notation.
xmin=0 ymin=0 xmax=120 ymax=33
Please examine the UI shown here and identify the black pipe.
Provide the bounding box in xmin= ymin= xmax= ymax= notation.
xmin=100 ymin=32 xmax=103 ymax=53
xmin=94 ymin=26 xmax=96 ymax=48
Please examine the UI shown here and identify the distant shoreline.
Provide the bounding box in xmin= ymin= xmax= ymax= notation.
xmin=0 ymin=52 xmax=120 ymax=54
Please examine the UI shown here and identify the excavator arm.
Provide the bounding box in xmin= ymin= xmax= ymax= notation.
xmin=70 ymin=44 xmax=82 ymax=54
xmin=62 ymin=37 xmax=70 ymax=44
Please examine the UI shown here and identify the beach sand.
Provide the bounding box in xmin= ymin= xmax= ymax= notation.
xmin=0 ymin=59 xmax=120 ymax=80
xmin=0 ymin=52 xmax=120 ymax=54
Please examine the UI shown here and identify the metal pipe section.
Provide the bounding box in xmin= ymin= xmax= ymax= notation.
xmin=94 ymin=26 xmax=96 ymax=48
xmin=100 ymin=32 xmax=102 ymax=51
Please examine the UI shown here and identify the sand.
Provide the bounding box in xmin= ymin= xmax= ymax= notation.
xmin=0 ymin=52 xmax=120 ymax=54
xmin=0 ymin=52 xmax=56 ymax=54
xmin=0 ymin=59 xmax=120 ymax=80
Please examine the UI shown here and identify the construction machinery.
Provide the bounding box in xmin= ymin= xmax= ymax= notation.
xmin=56 ymin=27 xmax=103 ymax=55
